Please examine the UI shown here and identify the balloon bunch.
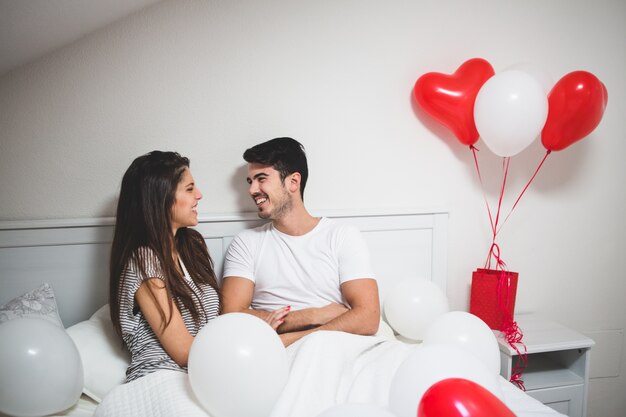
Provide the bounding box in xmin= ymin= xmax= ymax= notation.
xmin=388 ymin=310 xmax=511 ymax=417
xmin=413 ymin=57 xmax=608 ymax=259
xmin=315 ymin=302 xmax=515 ymax=417
xmin=414 ymin=57 xmax=608 ymax=156
xmin=414 ymin=58 xmax=608 ymax=390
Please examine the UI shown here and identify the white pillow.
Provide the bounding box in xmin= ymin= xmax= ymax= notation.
xmin=66 ymin=304 xmax=130 ymax=403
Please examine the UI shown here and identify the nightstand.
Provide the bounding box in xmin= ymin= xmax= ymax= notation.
xmin=495 ymin=314 xmax=595 ymax=417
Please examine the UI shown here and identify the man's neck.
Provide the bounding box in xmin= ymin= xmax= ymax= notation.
xmin=272 ymin=205 xmax=320 ymax=236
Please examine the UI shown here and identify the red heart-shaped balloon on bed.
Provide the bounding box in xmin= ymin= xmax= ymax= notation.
xmin=418 ymin=378 xmax=516 ymax=417
xmin=414 ymin=58 xmax=495 ymax=146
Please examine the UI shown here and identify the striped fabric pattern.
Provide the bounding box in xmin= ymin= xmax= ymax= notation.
xmin=118 ymin=247 xmax=219 ymax=382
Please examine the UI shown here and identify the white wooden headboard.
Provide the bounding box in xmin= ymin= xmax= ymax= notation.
xmin=0 ymin=210 xmax=448 ymax=327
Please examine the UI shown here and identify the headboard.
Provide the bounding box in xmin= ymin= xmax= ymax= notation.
xmin=0 ymin=210 xmax=448 ymax=327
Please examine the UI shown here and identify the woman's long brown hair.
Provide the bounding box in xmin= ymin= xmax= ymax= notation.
xmin=109 ymin=151 xmax=220 ymax=336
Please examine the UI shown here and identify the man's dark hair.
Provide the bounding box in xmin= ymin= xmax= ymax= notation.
xmin=243 ymin=137 xmax=308 ymax=200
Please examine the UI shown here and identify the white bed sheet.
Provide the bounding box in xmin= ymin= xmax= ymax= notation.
xmin=52 ymin=396 xmax=98 ymax=417
xmin=91 ymin=331 xmax=565 ymax=417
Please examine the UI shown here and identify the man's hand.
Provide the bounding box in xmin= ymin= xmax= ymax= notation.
xmin=278 ymin=278 xmax=380 ymax=347
xmin=222 ymin=276 xmax=380 ymax=348
xmin=272 ymin=303 xmax=347 ymax=334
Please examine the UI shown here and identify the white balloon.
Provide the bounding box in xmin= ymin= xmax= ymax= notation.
xmin=384 ymin=278 xmax=449 ymax=341
xmin=188 ymin=313 xmax=288 ymax=417
xmin=389 ymin=344 xmax=503 ymax=417
xmin=423 ymin=311 xmax=501 ymax=375
xmin=474 ymin=70 xmax=548 ymax=157
xmin=0 ymin=318 xmax=83 ymax=417
xmin=317 ymin=403 xmax=398 ymax=417
xmin=505 ymin=62 xmax=554 ymax=95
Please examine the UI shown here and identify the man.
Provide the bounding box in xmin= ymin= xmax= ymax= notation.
xmin=221 ymin=137 xmax=380 ymax=346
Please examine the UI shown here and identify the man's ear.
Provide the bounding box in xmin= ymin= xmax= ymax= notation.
xmin=288 ymin=172 xmax=301 ymax=194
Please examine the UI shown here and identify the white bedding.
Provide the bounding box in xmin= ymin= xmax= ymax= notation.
xmin=94 ymin=331 xmax=565 ymax=417
xmin=54 ymin=396 xmax=98 ymax=417
xmin=1 ymin=212 xmax=566 ymax=417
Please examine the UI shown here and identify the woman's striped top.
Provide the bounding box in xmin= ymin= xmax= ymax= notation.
xmin=118 ymin=246 xmax=219 ymax=382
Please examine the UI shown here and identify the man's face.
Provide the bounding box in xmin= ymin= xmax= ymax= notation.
xmin=246 ymin=163 xmax=293 ymax=220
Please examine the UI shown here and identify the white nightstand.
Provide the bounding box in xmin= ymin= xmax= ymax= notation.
xmin=495 ymin=314 xmax=595 ymax=417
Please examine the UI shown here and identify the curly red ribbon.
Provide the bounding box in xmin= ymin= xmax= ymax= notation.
xmin=471 ymin=145 xmax=549 ymax=390
xmin=503 ymin=319 xmax=528 ymax=390
xmin=487 ymin=244 xmax=529 ymax=391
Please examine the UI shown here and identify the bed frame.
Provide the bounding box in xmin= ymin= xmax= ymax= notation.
xmin=0 ymin=210 xmax=448 ymax=327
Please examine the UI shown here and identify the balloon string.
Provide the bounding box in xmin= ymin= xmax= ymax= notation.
xmin=495 ymin=150 xmax=551 ymax=236
xmin=472 ymin=146 xmax=533 ymax=389
xmin=497 ymin=151 xmax=551 ymax=389
xmin=492 ymin=156 xmax=510 ymax=239
xmin=484 ymin=242 xmax=507 ymax=270
xmin=485 ymin=243 xmax=528 ymax=390
xmin=504 ymin=319 xmax=528 ymax=391
xmin=470 ymin=145 xmax=496 ymax=236
xmin=485 ymin=242 xmax=510 ymax=284
xmin=485 ymin=157 xmax=509 ymax=269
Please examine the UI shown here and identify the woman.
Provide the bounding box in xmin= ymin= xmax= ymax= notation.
xmin=109 ymin=150 xmax=220 ymax=382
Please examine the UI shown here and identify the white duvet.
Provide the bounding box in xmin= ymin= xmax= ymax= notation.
xmin=95 ymin=332 xmax=564 ymax=417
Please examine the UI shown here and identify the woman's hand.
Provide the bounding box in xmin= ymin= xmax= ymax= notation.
xmin=264 ymin=306 xmax=291 ymax=331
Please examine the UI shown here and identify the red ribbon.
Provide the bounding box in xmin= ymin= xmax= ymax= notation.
xmin=485 ymin=244 xmax=528 ymax=390
xmin=504 ymin=320 xmax=528 ymax=390
xmin=471 ymin=146 xmax=552 ymax=241
xmin=471 ymin=145 xmax=548 ymax=390
xmin=470 ymin=145 xmax=496 ymax=236
xmin=497 ymin=150 xmax=551 ymax=236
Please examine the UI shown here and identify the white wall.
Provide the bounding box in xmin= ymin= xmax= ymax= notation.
xmin=1 ymin=1 xmax=624 ymax=415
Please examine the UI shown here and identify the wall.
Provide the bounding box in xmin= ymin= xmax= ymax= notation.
xmin=0 ymin=1 xmax=624 ymax=415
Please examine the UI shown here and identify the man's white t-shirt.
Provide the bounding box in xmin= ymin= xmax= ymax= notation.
xmin=223 ymin=217 xmax=375 ymax=311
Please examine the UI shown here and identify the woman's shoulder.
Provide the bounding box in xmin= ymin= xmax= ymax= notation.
xmin=129 ymin=246 xmax=165 ymax=279
xmin=134 ymin=246 xmax=160 ymax=262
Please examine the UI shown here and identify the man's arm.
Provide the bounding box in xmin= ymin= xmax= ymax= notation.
xmin=328 ymin=277 xmax=380 ymax=334
xmin=279 ymin=278 xmax=380 ymax=346
xmin=221 ymin=276 xmax=349 ymax=332
xmin=221 ymin=276 xmax=264 ymax=317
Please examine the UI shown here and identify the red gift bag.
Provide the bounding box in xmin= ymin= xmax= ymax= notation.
xmin=470 ymin=268 xmax=518 ymax=330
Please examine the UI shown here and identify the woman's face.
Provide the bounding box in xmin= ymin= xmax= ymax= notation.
xmin=171 ymin=168 xmax=202 ymax=234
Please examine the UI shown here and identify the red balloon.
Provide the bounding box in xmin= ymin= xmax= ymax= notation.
xmin=414 ymin=58 xmax=495 ymax=146
xmin=418 ymin=378 xmax=516 ymax=417
xmin=541 ymin=71 xmax=608 ymax=151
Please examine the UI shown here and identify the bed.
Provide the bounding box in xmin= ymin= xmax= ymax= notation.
xmin=0 ymin=210 xmax=566 ymax=417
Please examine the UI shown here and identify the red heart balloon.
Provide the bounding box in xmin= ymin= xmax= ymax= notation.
xmin=414 ymin=58 xmax=495 ymax=146
xmin=418 ymin=378 xmax=516 ymax=417
xmin=541 ymin=71 xmax=608 ymax=151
